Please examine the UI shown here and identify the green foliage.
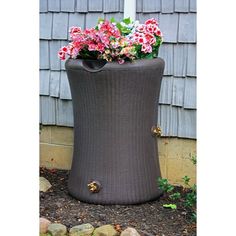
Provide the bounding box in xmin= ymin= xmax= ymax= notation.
xmin=158 ymin=155 xmax=197 ymax=222
xmin=191 ymin=212 xmax=197 ymax=222
xmin=182 ymin=175 xmax=191 ymax=186
xmin=110 ymin=17 xmax=116 ymax=23
xmin=122 ymin=17 xmax=132 ymax=24
xmin=169 ymin=192 xmax=181 ymax=200
xmin=116 ymin=22 xmax=132 ymax=35
xmin=163 ymin=204 xmax=177 ymax=209
xmin=191 ymin=154 xmax=197 ymax=165
xmin=158 ymin=177 xmax=174 ymax=193
xmin=184 ymin=184 xmax=197 ymax=208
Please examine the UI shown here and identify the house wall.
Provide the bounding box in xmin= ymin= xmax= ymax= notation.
xmin=39 ymin=0 xmax=197 ymax=185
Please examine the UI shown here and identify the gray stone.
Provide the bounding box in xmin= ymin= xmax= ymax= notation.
xmin=48 ymin=223 xmax=67 ymax=236
xmin=69 ymin=223 xmax=94 ymax=236
xmin=40 ymin=177 xmax=52 ymax=192
xmin=40 ymin=217 xmax=51 ymax=234
xmin=121 ymin=228 xmax=140 ymax=236
xmin=93 ymin=225 xmax=118 ymax=236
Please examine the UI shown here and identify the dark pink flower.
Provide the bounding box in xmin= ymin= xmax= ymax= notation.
xmin=58 ymin=50 xmax=66 ymax=60
xmin=145 ymin=18 xmax=158 ymax=25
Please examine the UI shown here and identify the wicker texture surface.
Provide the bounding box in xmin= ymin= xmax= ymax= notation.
xmin=66 ymin=58 xmax=164 ymax=204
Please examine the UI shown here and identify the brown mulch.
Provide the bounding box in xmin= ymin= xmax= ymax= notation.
xmin=40 ymin=168 xmax=196 ymax=236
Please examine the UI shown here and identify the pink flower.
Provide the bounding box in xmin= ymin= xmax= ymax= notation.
xmin=141 ymin=44 xmax=152 ymax=53
xmin=145 ymin=18 xmax=158 ymax=26
xmin=70 ymin=26 xmax=82 ymax=34
xmin=57 ymin=17 xmax=163 ymax=62
xmin=138 ymin=37 xmax=146 ymax=44
xmin=156 ymin=29 xmax=162 ymax=37
xmin=96 ymin=43 xmax=105 ymax=52
xmin=145 ymin=33 xmax=156 ymax=45
xmin=136 ymin=24 xmax=146 ymax=32
xmin=58 ymin=50 xmax=66 ymax=60
xmin=118 ymin=58 xmax=125 ymax=64
xmin=69 ymin=26 xmax=82 ymax=40
xmin=61 ymin=46 xmax=68 ymax=53
xmin=88 ymin=43 xmax=97 ymax=51
xmin=146 ymin=24 xmax=155 ymax=33
xmin=99 ymin=34 xmax=110 ymax=47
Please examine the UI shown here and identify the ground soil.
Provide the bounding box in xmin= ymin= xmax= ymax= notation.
xmin=40 ymin=168 xmax=196 ymax=236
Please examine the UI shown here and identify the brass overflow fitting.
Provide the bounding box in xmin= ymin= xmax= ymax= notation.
xmin=87 ymin=181 xmax=101 ymax=193
xmin=151 ymin=126 xmax=162 ymax=137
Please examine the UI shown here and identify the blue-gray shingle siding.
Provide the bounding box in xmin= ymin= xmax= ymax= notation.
xmin=40 ymin=0 xmax=48 ymax=13
xmin=59 ymin=71 xmax=72 ymax=100
xmin=76 ymin=0 xmax=88 ymax=13
xmin=40 ymin=13 xmax=53 ymax=39
xmin=187 ymin=44 xmax=196 ymax=77
xmin=40 ymin=40 xmax=50 ymax=69
xmin=56 ymin=99 xmax=74 ymax=126
xmin=173 ymin=44 xmax=188 ymax=77
xmin=103 ymin=0 xmax=120 ymax=13
xmin=183 ymin=78 xmax=196 ymax=109
xmin=49 ymin=41 xmax=61 ymax=70
xmin=136 ymin=0 xmax=142 ymax=13
xmin=52 ymin=13 xmax=69 ymax=39
xmin=40 ymin=70 xmax=50 ymax=96
xmin=143 ymin=0 xmax=161 ymax=13
xmin=177 ymin=109 xmax=196 ymax=138
xmin=172 ymin=77 xmax=185 ymax=107
xmin=158 ymin=44 xmax=174 ymax=75
xmin=190 ymin=0 xmax=197 ymax=12
xmin=178 ymin=13 xmax=196 ymax=43
xmin=85 ymin=13 xmax=104 ymax=28
xmin=159 ymin=13 xmax=178 ymax=43
xmin=88 ymin=0 xmax=103 ymax=12
xmin=49 ymin=71 xmax=61 ymax=97
xmin=161 ymin=0 xmax=174 ymax=13
xmin=40 ymin=96 xmax=56 ymax=125
xmin=48 ymin=0 xmax=60 ymax=12
xmin=175 ymin=0 xmax=189 ymax=13
xmin=159 ymin=77 xmax=173 ymax=105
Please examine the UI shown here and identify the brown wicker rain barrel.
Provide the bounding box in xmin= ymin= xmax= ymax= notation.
xmin=65 ymin=58 xmax=165 ymax=204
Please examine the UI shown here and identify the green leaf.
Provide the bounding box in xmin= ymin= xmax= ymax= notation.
xmin=116 ymin=22 xmax=122 ymax=31
xmin=145 ymin=53 xmax=154 ymax=59
xmin=169 ymin=192 xmax=181 ymax=200
xmin=110 ymin=17 xmax=116 ymax=23
xmin=163 ymin=204 xmax=177 ymax=210
xmin=122 ymin=17 xmax=131 ymax=24
xmin=98 ymin=18 xmax=104 ymax=24
xmin=182 ymin=175 xmax=191 ymax=186
xmin=191 ymin=154 xmax=197 ymax=165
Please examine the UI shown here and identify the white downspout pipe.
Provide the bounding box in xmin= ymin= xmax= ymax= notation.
xmin=124 ymin=0 xmax=136 ymax=21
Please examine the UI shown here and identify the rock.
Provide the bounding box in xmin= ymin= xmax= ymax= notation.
xmin=48 ymin=223 xmax=67 ymax=236
xmin=93 ymin=224 xmax=118 ymax=236
xmin=40 ymin=217 xmax=51 ymax=234
xmin=120 ymin=227 xmax=140 ymax=236
xmin=69 ymin=223 xmax=94 ymax=236
xmin=40 ymin=177 xmax=52 ymax=192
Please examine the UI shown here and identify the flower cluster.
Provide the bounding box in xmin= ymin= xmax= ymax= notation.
xmin=58 ymin=17 xmax=163 ymax=64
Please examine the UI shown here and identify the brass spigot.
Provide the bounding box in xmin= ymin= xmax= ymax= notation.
xmin=87 ymin=181 xmax=101 ymax=193
xmin=151 ymin=126 xmax=162 ymax=137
